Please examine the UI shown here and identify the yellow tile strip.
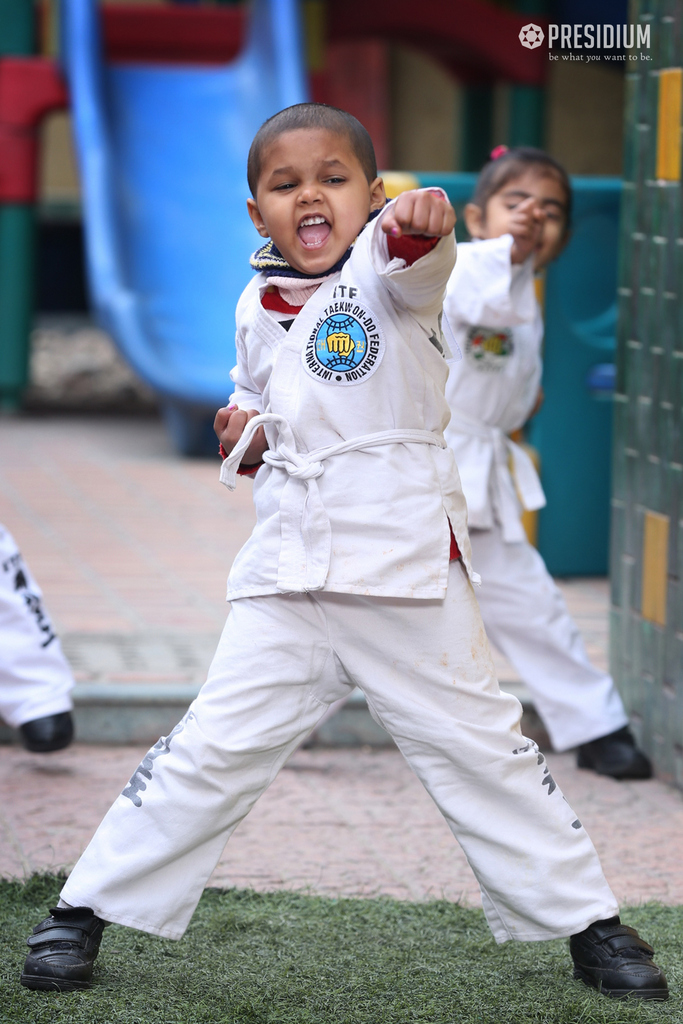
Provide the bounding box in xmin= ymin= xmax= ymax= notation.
xmin=303 ymin=0 xmax=326 ymax=72
xmin=656 ymin=68 xmax=683 ymax=182
xmin=642 ymin=510 xmax=670 ymax=626
xmin=381 ymin=172 xmax=421 ymax=199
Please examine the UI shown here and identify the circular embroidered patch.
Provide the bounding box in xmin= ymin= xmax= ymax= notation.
xmin=465 ymin=325 xmax=514 ymax=371
xmin=304 ymin=302 xmax=385 ymax=386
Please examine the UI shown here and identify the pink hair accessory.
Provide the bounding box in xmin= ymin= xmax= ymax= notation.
xmin=490 ymin=145 xmax=509 ymax=160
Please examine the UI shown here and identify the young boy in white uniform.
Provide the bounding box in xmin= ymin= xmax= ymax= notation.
xmin=20 ymin=107 xmax=667 ymax=1002
xmin=443 ymin=147 xmax=650 ymax=780
xmin=0 ymin=523 xmax=74 ymax=751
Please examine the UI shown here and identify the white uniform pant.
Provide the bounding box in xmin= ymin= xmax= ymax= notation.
xmin=471 ymin=525 xmax=628 ymax=752
xmin=61 ymin=562 xmax=617 ymax=942
xmin=0 ymin=524 xmax=74 ymax=728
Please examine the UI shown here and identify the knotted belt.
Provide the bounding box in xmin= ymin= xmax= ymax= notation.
xmin=220 ymin=413 xmax=446 ymax=592
xmin=447 ymin=410 xmax=546 ymax=544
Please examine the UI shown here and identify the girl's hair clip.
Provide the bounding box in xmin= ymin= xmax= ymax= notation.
xmin=490 ymin=145 xmax=509 ymax=161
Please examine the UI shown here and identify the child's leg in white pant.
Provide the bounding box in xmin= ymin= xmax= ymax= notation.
xmin=316 ymin=562 xmax=618 ymax=942
xmin=60 ymin=593 xmax=355 ymax=938
xmin=470 ymin=526 xmax=628 ymax=751
xmin=61 ymin=567 xmax=617 ymax=944
xmin=0 ymin=525 xmax=74 ymax=728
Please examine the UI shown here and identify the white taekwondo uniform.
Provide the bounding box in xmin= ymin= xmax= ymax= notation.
xmin=0 ymin=523 xmax=74 ymax=728
xmin=61 ymin=199 xmax=617 ymax=943
xmin=443 ymin=234 xmax=628 ymax=752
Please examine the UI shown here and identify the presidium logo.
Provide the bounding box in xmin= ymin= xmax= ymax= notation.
xmin=519 ymin=23 xmax=544 ymax=49
xmin=519 ymin=21 xmax=651 ymax=50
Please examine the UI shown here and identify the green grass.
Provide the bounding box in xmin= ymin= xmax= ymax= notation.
xmin=0 ymin=875 xmax=681 ymax=1024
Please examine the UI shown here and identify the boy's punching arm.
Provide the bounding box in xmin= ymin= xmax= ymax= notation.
xmin=369 ymin=188 xmax=456 ymax=316
xmin=444 ymin=234 xmax=536 ymax=330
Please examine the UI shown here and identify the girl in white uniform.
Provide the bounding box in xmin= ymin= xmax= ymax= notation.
xmin=0 ymin=523 xmax=74 ymax=751
xmin=443 ymin=146 xmax=650 ymax=779
xmin=20 ymin=109 xmax=666 ymax=1002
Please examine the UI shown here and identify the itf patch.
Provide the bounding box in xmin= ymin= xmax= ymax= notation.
xmin=304 ymin=300 xmax=385 ymax=386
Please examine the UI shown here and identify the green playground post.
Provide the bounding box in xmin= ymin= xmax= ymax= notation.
xmin=509 ymin=84 xmax=546 ymax=148
xmin=0 ymin=207 xmax=36 ymax=412
xmin=461 ymin=85 xmax=494 ymax=172
xmin=509 ymin=0 xmax=548 ymax=149
xmin=0 ymin=0 xmax=37 ymax=412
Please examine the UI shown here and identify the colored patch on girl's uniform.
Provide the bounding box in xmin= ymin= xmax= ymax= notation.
xmin=303 ymin=301 xmax=385 ymax=386
xmin=466 ymin=326 xmax=513 ymax=370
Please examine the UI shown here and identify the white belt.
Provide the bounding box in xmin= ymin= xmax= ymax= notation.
xmin=448 ymin=410 xmax=546 ymax=543
xmin=220 ymin=414 xmax=446 ymax=592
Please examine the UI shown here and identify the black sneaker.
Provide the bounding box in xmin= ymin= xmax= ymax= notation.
xmin=21 ymin=907 xmax=105 ymax=992
xmin=19 ymin=712 xmax=74 ymax=753
xmin=571 ymin=917 xmax=668 ymax=1000
xmin=577 ymin=726 xmax=652 ymax=780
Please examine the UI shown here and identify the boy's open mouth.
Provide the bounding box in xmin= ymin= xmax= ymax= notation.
xmin=298 ymin=215 xmax=331 ymax=249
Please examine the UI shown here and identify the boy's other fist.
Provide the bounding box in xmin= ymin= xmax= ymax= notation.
xmin=214 ymin=405 xmax=267 ymax=465
xmin=381 ymin=190 xmax=456 ymax=239
xmin=509 ymin=196 xmax=545 ymax=265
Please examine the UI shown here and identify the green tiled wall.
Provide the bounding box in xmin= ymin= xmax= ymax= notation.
xmin=611 ymin=0 xmax=683 ymax=784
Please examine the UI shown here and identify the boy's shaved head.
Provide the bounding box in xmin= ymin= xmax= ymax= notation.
xmin=248 ymin=103 xmax=378 ymax=196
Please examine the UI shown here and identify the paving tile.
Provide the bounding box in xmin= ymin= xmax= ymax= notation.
xmin=2 ymin=744 xmax=682 ymax=907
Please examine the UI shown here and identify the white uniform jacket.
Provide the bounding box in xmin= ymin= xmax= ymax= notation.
xmin=221 ymin=198 xmax=476 ymax=601
xmin=443 ymin=235 xmax=546 ymax=543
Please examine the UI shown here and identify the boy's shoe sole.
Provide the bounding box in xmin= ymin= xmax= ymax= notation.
xmin=573 ymin=966 xmax=669 ymax=1000
xmin=20 ymin=972 xmax=91 ymax=992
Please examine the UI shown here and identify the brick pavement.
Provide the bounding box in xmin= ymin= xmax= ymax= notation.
xmin=2 ymin=743 xmax=683 ymax=907
xmin=1 ymin=414 xmax=683 ymax=906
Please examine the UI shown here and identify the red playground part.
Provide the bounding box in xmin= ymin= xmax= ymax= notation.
xmin=98 ymin=1 xmax=547 ymax=85
xmin=102 ymin=5 xmax=242 ymax=64
xmin=327 ymin=0 xmax=548 ymax=85
xmin=0 ymin=58 xmax=68 ymax=203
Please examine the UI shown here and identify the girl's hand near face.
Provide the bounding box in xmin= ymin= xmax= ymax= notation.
xmin=528 ymin=385 xmax=545 ymax=420
xmin=214 ymin=406 xmax=267 ymax=465
xmin=509 ymin=196 xmax=546 ymax=264
xmin=381 ymin=190 xmax=456 ymax=239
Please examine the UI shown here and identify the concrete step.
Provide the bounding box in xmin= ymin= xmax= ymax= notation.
xmin=0 ymin=680 xmax=550 ymax=750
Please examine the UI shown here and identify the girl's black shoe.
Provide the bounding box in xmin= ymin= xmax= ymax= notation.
xmin=576 ymin=726 xmax=652 ymax=780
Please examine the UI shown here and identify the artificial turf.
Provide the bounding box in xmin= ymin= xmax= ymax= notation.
xmin=0 ymin=874 xmax=680 ymax=1024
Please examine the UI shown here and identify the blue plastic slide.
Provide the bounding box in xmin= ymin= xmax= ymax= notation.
xmin=61 ymin=0 xmax=308 ymax=453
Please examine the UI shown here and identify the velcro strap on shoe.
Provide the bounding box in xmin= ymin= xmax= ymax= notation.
xmin=588 ymin=922 xmax=636 ymax=940
xmin=27 ymin=926 xmax=87 ymax=948
xmin=603 ymin=933 xmax=655 ymax=956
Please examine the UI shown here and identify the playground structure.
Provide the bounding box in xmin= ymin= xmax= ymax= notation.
xmin=0 ymin=0 xmax=621 ymax=574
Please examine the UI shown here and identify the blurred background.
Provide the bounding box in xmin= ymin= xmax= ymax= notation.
xmin=22 ymin=0 xmax=626 ymax=340
xmin=2 ymin=0 xmax=680 ymax=784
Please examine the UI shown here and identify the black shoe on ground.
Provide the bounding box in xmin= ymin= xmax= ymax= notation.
xmin=576 ymin=726 xmax=652 ymax=780
xmin=21 ymin=907 xmax=105 ymax=992
xmin=19 ymin=711 xmax=74 ymax=753
xmin=571 ymin=916 xmax=668 ymax=1000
